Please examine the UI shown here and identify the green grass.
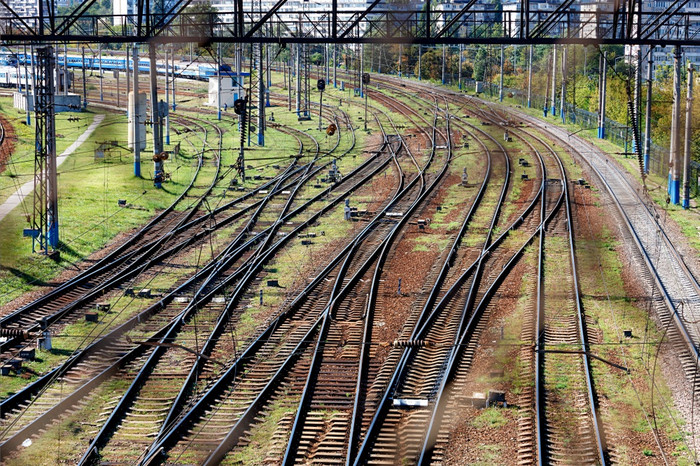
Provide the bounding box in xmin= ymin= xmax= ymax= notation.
xmin=471 ymin=407 xmax=511 ymax=429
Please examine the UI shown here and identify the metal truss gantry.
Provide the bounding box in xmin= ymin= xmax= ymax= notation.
xmin=31 ymin=46 xmax=59 ymax=254
xmin=2 ymin=0 xmax=700 ymax=46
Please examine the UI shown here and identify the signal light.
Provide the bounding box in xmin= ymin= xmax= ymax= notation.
xmin=233 ymin=98 xmax=246 ymax=115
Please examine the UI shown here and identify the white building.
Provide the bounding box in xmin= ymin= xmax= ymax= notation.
xmin=626 ymin=1 xmax=700 ymax=76
xmin=579 ymin=0 xmax=614 ymax=39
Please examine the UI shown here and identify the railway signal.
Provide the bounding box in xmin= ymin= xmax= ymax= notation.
xmin=362 ymin=73 xmax=369 ymax=130
xmin=317 ymin=79 xmax=325 ymax=130
xmin=233 ymin=98 xmax=246 ymax=115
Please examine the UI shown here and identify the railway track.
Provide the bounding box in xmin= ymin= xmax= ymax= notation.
xmin=0 ymin=107 xmax=349 ymax=454
xmin=136 ymin=98 xmax=414 ymax=466
xmin=2 ymin=67 xmax=696 ymax=465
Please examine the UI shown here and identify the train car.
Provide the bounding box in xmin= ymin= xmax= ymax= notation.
xmin=1 ymin=53 xmax=245 ymax=92
xmin=0 ymin=51 xmax=18 ymax=67
xmin=0 ymin=65 xmax=30 ymax=88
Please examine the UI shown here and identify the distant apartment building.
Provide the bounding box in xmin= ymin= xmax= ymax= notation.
xmin=7 ymin=0 xmax=39 ymax=17
xmin=579 ymin=0 xmax=614 ymax=39
xmin=113 ymin=0 xmax=137 ymax=25
xmin=501 ymin=0 xmax=567 ymax=37
xmin=435 ymin=0 xmax=495 ymax=37
xmin=210 ymin=0 xmax=372 ymax=36
xmin=627 ymin=1 xmax=700 ymax=76
xmin=113 ymin=0 xmax=181 ymax=26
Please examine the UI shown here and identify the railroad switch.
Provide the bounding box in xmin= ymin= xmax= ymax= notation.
xmin=38 ymin=330 xmax=52 ymax=351
xmin=96 ymin=302 xmax=111 ymax=312
xmin=487 ymin=390 xmax=507 ymax=408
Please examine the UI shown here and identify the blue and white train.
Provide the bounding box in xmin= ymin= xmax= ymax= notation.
xmin=0 ymin=50 xmax=244 ymax=85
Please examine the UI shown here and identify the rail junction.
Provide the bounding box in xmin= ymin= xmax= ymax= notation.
xmin=0 ymin=0 xmax=700 ymax=464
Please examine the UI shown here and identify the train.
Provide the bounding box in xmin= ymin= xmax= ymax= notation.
xmin=0 ymin=50 xmax=242 ymax=86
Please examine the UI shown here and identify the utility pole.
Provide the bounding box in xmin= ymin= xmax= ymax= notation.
xmin=360 ymin=44 xmax=365 ymax=96
xmin=81 ymin=47 xmax=87 ymax=109
xmin=149 ymin=43 xmax=163 ymax=188
xmin=318 ymin=79 xmax=324 ymax=131
xmin=171 ymin=49 xmax=177 ymax=111
xmin=258 ymin=43 xmax=265 ymax=146
xmin=165 ymin=47 xmax=170 ymax=145
xmin=668 ymin=45 xmax=681 ymax=204
xmin=442 ymin=44 xmax=447 ymax=85
xmin=99 ymin=43 xmax=103 ymax=101
xmin=63 ymin=43 xmax=68 ymax=95
xmin=458 ymin=44 xmax=463 ymax=90
xmin=295 ymin=44 xmax=301 ymax=115
xmin=398 ymin=44 xmax=402 ymax=78
xmin=499 ymin=44 xmax=504 ymax=102
xmin=598 ymin=52 xmax=607 ymax=139
xmin=418 ymin=44 xmax=422 ymax=81
xmin=217 ymin=42 xmax=221 ymax=120
xmin=363 ymin=73 xmax=369 ymax=131
xmin=266 ymin=44 xmax=271 ymax=107
xmin=633 ymin=46 xmax=642 ymax=155
xmin=54 ymin=46 xmax=59 ymax=94
xmin=15 ymin=54 xmax=20 ymax=91
xmin=286 ymin=58 xmax=291 ymax=111
xmin=116 ymin=68 xmax=120 ymax=108
xmin=527 ymin=45 xmax=533 ymax=108
xmin=305 ymin=45 xmax=310 ymax=117
xmin=32 ymin=47 xmax=58 ymax=254
xmin=126 ymin=46 xmax=130 ymax=115
xmin=643 ymin=47 xmax=653 ymax=173
xmin=333 ymin=45 xmax=337 ymax=88
xmin=23 ymin=43 xmax=30 ymax=125
xmin=132 ymin=43 xmax=141 ymax=177
xmin=149 ymin=43 xmax=162 ymax=155
xmin=30 ymin=44 xmax=37 ymax=120
xmin=551 ymin=45 xmax=557 ymax=116
xmin=683 ymin=63 xmax=694 ymax=209
xmin=235 ymin=44 xmax=241 ymax=101
xmin=560 ymin=46 xmax=567 ymax=123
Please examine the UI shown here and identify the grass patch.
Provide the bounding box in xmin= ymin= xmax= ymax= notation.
xmin=471 ymin=407 xmax=510 ymax=429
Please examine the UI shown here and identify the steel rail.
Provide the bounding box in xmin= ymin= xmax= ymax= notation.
xmin=76 ymin=115 xmax=328 ymax=464
xmin=1 ymin=95 xmax=354 ymax=450
xmin=0 ymin=116 xmax=340 ymax=453
xmin=0 ymin=117 xmax=321 ymax=353
xmin=206 ymin=94 xmax=445 ymax=465
xmin=519 ymin=108 xmax=700 ymax=384
xmin=76 ymin=164 xmax=304 ymax=465
xmin=0 ymin=115 xmax=221 ymax=348
xmin=281 ymin=96 xmax=429 ymax=466
xmin=527 ymin=129 xmax=608 ymax=464
xmin=0 ymin=113 xmax=210 ymax=329
xmin=350 ymin=97 xmax=547 ymax=465
xmin=139 ymin=139 xmax=400 ymax=465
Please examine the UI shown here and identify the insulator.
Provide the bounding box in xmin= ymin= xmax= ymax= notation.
xmin=240 ymin=114 xmax=247 ymax=149
xmin=392 ymin=339 xmax=433 ymax=348
xmin=0 ymin=327 xmax=29 ymax=338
